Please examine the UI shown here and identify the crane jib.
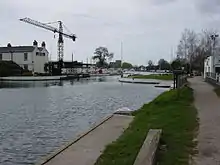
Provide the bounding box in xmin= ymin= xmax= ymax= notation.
xmin=19 ymin=17 xmax=76 ymax=40
xmin=19 ymin=17 xmax=77 ymax=69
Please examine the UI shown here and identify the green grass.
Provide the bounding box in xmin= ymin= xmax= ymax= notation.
xmin=95 ymin=87 xmax=198 ymax=165
xmin=130 ymin=74 xmax=173 ymax=80
xmin=214 ymin=87 xmax=220 ymax=97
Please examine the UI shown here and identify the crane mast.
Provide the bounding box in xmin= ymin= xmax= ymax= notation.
xmin=58 ymin=21 xmax=64 ymax=61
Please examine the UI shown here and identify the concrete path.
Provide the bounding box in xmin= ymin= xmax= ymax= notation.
xmin=40 ymin=115 xmax=133 ymax=165
xmin=189 ymin=77 xmax=220 ymax=165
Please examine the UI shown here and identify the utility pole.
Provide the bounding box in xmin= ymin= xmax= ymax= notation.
xmin=120 ymin=41 xmax=123 ymax=78
xmin=71 ymin=52 xmax=74 ymax=74
xmin=121 ymin=41 xmax=123 ymax=68
xmin=86 ymin=57 xmax=89 ymax=73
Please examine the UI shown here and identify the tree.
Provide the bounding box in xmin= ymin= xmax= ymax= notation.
xmin=148 ymin=60 xmax=153 ymax=67
xmin=158 ymin=59 xmax=165 ymax=69
xmin=122 ymin=62 xmax=133 ymax=69
xmin=146 ymin=60 xmax=154 ymax=70
xmin=176 ymin=29 xmax=220 ymax=72
xmin=158 ymin=59 xmax=170 ymax=70
xmin=192 ymin=30 xmax=220 ymax=72
xmin=92 ymin=47 xmax=114 ymax=68
xmin=171 ymin=59 xmax=183 ymax=70
xmin=176 ymin=29 xmax=198 ymax=64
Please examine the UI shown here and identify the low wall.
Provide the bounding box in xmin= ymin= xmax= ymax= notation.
xmin=205 ymin=76 xmax=220 ymax=87
xmin=0 ymin=76 xmax=67 ymax=81
xmin=134 ymin=129 xmax=162 ymax=165
xmin=118 ymin=78 xmax=160 ymax=85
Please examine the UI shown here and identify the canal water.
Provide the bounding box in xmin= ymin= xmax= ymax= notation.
xmin=0 ymin=76 xmax=167 ymax=165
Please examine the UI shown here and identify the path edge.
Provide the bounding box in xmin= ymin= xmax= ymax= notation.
xmin=35 ymin=114 xmax=114 ymax=165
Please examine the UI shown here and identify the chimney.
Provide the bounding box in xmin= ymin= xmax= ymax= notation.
xmin=33 ymin=40 xmax=38 ymax=47
xmin=41 ymin=41 xmax=46 ymax=48
xmin=7 ymin=43 xmax=12 ymax=47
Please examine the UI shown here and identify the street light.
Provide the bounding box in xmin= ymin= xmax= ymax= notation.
xmin=211 ymin=34 xmax=219 ymax=41
xmin=210 ymin=34 xmax=219 ymax=79
xmin=210 ymin=34 xmax=219 ymax=56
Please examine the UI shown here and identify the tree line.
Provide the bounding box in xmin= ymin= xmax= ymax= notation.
xmin=146 ymin=29 xmax=220 ymax=73
xmin=92 ymin=46 xmax=133 ymax=69
xmin=174 ymin=29 xmax=220 ymax=72
xmin=93 ymin=28 xmax=219 ymax=72
xmin=92 ymin=47 xmax=173 ymax=70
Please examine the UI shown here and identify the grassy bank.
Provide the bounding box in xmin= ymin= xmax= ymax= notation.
xmin=95 ymin=87 xmax=197 ymax=165
xmin=130 ymin=74 xmax=173 ymax=80
xmin=214 ymin=87 xmax=220 ymax=97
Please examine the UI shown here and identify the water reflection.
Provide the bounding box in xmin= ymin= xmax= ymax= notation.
xmin=0 ymin=81 xmax=64 ymax=88
xmin=0 ymin=77 xmax=111 ymax=89
xmin=0 ymin=76 xmax=166 ymax=165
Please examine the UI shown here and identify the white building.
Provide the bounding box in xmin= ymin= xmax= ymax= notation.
xmin=0 ymin=41 xmax=49 ymax=73
xmin=204 ymin=55 xmax=220 ymax=79
xmin=204 ymin=56 xmax=213 ymax=78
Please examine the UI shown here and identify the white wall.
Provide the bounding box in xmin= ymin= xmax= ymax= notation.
xmin=214 ymin=56 xmax=220 ymax=67
xmin=33 ymin=47 xmax=49 ymax=73
xmin=1 ymin=47 xmax=49 ymax=73
xmin=204 ymin=56 xmax=214 ymax=78
xmin=1 ymin=52 xmax=34 ymax=71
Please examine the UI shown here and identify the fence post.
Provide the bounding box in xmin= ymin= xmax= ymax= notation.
xmin=173 ymin=70 xmax=185 ymax=89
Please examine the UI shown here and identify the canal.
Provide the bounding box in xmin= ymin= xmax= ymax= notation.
xmin=0 ymin=76 xmax=167 ymax=165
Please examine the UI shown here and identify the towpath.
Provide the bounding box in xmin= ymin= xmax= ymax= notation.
xmin=189 ymin=77 xmax=220 ymax=165
xmin=37 ymin=114 xmax=133 ymax=165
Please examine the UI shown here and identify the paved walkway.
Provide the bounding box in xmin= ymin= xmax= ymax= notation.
xmin=39 ymin=115 xmax=133 ymax=165
xmin=189 ymin=77 xmax=220 ymax=165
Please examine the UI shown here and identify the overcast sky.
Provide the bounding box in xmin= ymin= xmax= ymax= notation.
xmin=1 ymin=0 xmax=220 ymax=65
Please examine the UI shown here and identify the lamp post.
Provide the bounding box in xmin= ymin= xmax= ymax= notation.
xmin=120 ymin=41 xmax=123 ymax=78
xmin=211 ymin=34 xmax=219 ymax=57
xmin=211 ymin=34 xmax=219 ymax=79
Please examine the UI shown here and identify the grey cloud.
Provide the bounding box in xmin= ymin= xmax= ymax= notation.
xmin=2 ymin=0 xmax=220 ymax=65
xmin=195 ymin=0 xmax=220 ymax=14
xmin=147 ymin=0 xmax=177 ymax=5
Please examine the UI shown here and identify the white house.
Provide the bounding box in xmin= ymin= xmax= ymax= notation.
xmin=204 ymin=56 xmax=213 ymax=78
xmin=204 ymin=55 xmax=220 ymax=79
xmin=0 ymin=40 xmax=49 ymax=73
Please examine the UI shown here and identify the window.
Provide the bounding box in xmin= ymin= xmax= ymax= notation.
xmin=24 ymin=53 xmax=28 ymax=61
xmin=24 ymin=64 xmax=28 ymax=70
xmin=42 ymin=53 xmax=45 ymax=56
xmin=36 ymin=52 xmax=39 ymax=56
xmin=0 ymin=54 xmax=2 ymax=60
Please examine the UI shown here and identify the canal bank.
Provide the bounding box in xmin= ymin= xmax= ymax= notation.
xmin=0 ymin=74 xmax=90 ymax=81
xmin=95 ymin=86 xmax=198 ymax=165
xmin=119 ymin=78 xmax=173 ymax=88
xmin=38 ymin=114 xmax=133 ymax=165
xmin=36 ymin=86 xmax=197 ymax=165
xmin=0 ymin=76 xmax=166 ymax=165
xmin=0 ymin=73 xmax=119 ymax=82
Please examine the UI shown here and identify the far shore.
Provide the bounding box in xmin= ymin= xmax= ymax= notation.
xmin=127 ymin=74 xmax=173 ymax=81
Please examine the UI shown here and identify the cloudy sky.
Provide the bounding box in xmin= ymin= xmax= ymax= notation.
xmin=1 ymin=0 xmax=220 ymax=65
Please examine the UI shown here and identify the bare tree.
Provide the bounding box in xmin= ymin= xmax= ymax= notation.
xmin=176 ymin=29 xmax=220 ymax=72
xmin=177 ymin=29 xmax=198 ymax=64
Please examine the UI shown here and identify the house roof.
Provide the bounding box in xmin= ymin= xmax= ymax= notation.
xmin=38 ymin=47 xmax=44 ymax=51
xmin=0 ymin=46 xmax=35 ymax=53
